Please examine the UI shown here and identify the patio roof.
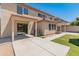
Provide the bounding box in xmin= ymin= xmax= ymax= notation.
xmin=38 ymin=19 xmax=69 ymax=25
xmin=10 ymin=14 xmax=69 ymax=26
xmin=11 ymin=14 xmax=43 ymax=21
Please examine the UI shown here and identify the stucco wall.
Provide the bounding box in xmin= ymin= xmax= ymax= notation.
xmin=28 ymin=9 xmax=37 ymax=16
xmin=0 ymin=3 xmax=67 ymax=38
xmin=43 ymin=22 xmax=57 ymax=35
xmin=1 ymin=3 xmax=16 ymax=12
xmin=0 ymin=18 xmax=1 ymax=37
xmin=38 ymin=22 xmax=45 ymax=35
xmin=66 ymin=26 xmax=79 ymax=33
xmin=38 ymin=21 xmax=57 ymax=36
xmin=0 ymin=4 xmax=1 ymax=37
xmin=1 ymin=3 xmax=16 ymax=38
xmin=44 ymin=30 xmax=57 ymax=35
xmin=0 ymin=3 xmax=39 ymax=38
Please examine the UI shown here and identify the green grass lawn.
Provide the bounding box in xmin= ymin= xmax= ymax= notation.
xmin=52 ymin=34 xmax=79 ymax=56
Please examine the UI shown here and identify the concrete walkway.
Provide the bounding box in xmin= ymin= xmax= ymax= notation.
xmin=30 ymin=37 xmax=69 ymax=56
xmin=1 ymin=32 xmax=77 ymax=56
xmin=44 ymin=33 xmax=65 ymax=41
xmin=44 ymin=32 xmax=79 ymax=41
xmin=13 ymin=38 xmax=54 ymax=56
xmin=13 ymin=36 xmax=70 ymax=56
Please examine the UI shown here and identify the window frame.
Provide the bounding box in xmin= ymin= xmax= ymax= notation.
xmin=17 ymin=5 xmax=23 ymax=14
xmin=23 ymin=8 xmax=28 ymax=15
xmin=17 ymin=5 xmax=28 ymax=15
xmin=49 ymin=24 xmax=52 ymax=30
xmin=38 ymin=13 xmax=43 ymax=18
xmin=49 ymin=23 xmax=56 ymax=30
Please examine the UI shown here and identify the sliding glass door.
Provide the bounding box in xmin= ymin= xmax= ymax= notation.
xmin=17 ymin=23 xmax=28 ymax=34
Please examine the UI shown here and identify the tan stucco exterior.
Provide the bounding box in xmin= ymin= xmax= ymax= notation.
xmin=0 ymin=3 xmax=69 ymax=38
xmin=0 ymin=4 xmax=16 ymax=38
xmin=0 ymin=4 xmax=1 ymax=37
xmin=38 ymin=21 xmax=57 ymax=35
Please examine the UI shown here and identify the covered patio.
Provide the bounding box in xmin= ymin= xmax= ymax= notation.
xmin=56 ymin=22 xmax=69 ymax=33
xmin=10 ymin=14 xmax=42 ymax=41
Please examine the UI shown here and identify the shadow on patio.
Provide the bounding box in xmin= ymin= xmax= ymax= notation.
xmin=0 ymin=35 xmax=32 ymax=44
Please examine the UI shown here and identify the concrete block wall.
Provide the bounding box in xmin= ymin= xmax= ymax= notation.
xmin=66 ymin=26 xmax=79 ymax=33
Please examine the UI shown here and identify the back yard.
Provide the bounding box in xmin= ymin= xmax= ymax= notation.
xmin=52 ymin=34 xmax=79 ymax=56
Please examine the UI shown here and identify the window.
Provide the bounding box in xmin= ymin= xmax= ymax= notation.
xmin=52 ymin=24 xmax=54 ymax=30
xmin=17 ymin=5 xmax=22 ymax=14
xmin=49 ymin=24 xmax=56 ymax=30
xmin=49 ymin=24 xmax=52 ymax=30
xmin=38 ymin=13 xmax=43 ymax=17
xmin=43 ymin=15 xmax=46 ymax=20
xmin=52 ymin=24 xmax=56 ymax=30
xmin=17 ymin=23 xmax=28 ymax=33
xmin=17 ymin=5 xmax=28 ymax=15
xmin=42 ymin=15 xmax=46 ymax=18
xmin=38 ymin=13 xmax=46 ymax=20
xmin=24 ymin=8 xmax=28 ymax=14
xmin=53 ymin=24 xmax=56 ymax=30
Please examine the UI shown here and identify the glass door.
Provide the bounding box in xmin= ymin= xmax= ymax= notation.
xmin=17 ymin=23 xmax=28 ymax=34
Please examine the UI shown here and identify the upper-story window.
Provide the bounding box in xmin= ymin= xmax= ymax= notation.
xmin=24 ymin=8 xmax=28 ymax=14
xmin=38 ymin=13 xmax=43 ymax=18
xmin=43 ymin=15 xmax=46 ymax=20
xmin=17 ymin=5 xmax=22 ymax=14
xmin=17 ymin=5 xmax=28 ymax=15
xmin=38 ymin=13 xmax=46 ymax=20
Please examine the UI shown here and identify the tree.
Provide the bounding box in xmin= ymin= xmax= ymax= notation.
xmin=76 ymin=17 xmax=79 ymax=21
xmin=70 ymin=17 xmax=79 ymax=26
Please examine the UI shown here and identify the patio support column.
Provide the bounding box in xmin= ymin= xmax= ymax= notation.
xmin=56 ymin=25 xmax=58 ymax=33
xmin=64 ymin=25 xmax=67 ymax=32
xmin=12 ymin=19 xmax=15 ymax=42
xmin=60 ymin=26 xmax=62 ymax=33
xmin=56 ymin=25 xmax=57 ymax=31
xmin=35 ymin=21 xmax=37 ymax=36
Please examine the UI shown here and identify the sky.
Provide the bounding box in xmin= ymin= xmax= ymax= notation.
xmin=27 ymin=3 xmax=79 ymax=22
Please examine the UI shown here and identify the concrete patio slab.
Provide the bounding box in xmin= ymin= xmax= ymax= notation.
xmin=30 ymin=37 xmax=70 ymax=56
xmin=13 ymin=36 xmax=69 ymax=56
xmin=44 ymin=32 xmax=79 ymax=41
xmin=44 ymin=33 xmax=66 ymax=41
xmin=13 ymin=39 xmax=54 ymax=56
xmin=1 ymin=32 xmax=77 ymax=56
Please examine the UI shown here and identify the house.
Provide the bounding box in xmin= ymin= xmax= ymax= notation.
xmin=0 ymin=3 xmax=69 ymax=38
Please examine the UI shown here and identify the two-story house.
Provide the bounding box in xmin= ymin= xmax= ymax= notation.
xmin=0 ymin=3 xmax=69 ymax=38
